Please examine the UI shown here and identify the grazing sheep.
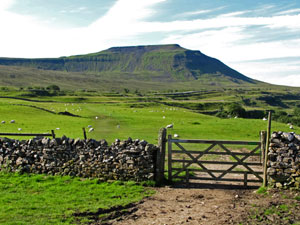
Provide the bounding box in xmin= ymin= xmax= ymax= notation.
xmin=95 ymin=116 xmax=99 ymax=120
xmin=290 ymin=125 xmax=294 ymax=129
xmin=166 ymin=124 xmax=173 ymax=129
xmin=18 ymin=128 xmax=22 ymax=131
xmin=88 ymin=128 xmax=94 ymax=132
xmin=56 ymin=128 xmax=60 ymax=130
xmin=163 ymin=116 xmax=165 ymax=119
xmin=1 ymin=121 xmax=5 ymax=124
xmin=262 ymin=118 xmax=267 ymax=121
xmin=174 ymin=134 xmax=179 ymax=138
xmin=87 ymin=125 xmax=92 ymax=128
xmin=10 ymin=120 xmax=15 ymax=123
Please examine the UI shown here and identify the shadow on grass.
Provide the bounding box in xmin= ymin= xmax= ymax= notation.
xmin=72 ymin=201 xmax=143 ymax=224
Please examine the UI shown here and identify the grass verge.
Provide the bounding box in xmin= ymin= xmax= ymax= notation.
xmin=0 ymin=172 xmax=154 ymax=224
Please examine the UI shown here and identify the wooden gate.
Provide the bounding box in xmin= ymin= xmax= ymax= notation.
xmin=168 ymin=134 xmax=265 ymax=187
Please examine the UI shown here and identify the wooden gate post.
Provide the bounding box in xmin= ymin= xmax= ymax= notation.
xmin=155 ymin=128 xmax=167 ymax=184
xmin=168 ymin=134 xmax=172 ymax=182
xmin=263 ymin=111 xmax=272 ymax=187
xmin=260 ymin=130 xmax=266 ymax=163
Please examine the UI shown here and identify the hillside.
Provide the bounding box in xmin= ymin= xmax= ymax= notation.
xmin=0 ymin=44 xmax=261 ymax=89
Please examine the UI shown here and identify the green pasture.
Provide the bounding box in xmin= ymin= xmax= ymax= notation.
xmin=0 ymin=97 xmax=298 ymax=144
xmin=0 ymin=172 xmax=153 ymax=224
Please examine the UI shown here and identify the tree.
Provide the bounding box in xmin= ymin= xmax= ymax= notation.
xmin=227 ymin=103 xmax=246 ymax=117
xmin=46 ymin=85 xmax=60 ymax=91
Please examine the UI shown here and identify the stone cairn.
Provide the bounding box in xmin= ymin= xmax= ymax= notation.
xmin=0 ymin=136 xmax=158 ymax=181
xmin=268 ymin=131 xmax=300 ymax=189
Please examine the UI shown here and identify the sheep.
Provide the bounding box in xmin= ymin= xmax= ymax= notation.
xmin=10 ymin=120 xmax=15 ymax=123
xmin=166 ymin=124 xmax=173 ymax=129
xmin=174 ymin=134 xmax=179 ymax=138
xmin=262 ymin=118 xmax=267 ymax=121
xmin=18 ymin=128 xmax=22 ymax=131
xmin=95 ymin=116 xmax=99 ymax=120
xmin=290 ymin=125 xmax=294 ymax=129
xmin=163 ymin=116 xmax=166 ymax=119
xmin=87 ymin=125 xmax=92 ymax=128
xmin=56 ymin=128 xmax=60 ymax=130
xmin=1 ymin=121 xmax=5 ymax=124
xmin=88 ymin=128 xmax=94 ymax=132
xmin=117 ymin=124 xmax=120 ymax=129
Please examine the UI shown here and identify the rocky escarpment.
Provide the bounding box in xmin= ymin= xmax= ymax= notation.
xmin=0 ymin=136 xmax=158 ymax=181
xmin=267 ymin=131 xmax=300 ymax=189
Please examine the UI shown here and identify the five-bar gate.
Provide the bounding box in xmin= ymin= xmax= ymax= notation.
xmin=168 ymin=134 xmax=266 ymax=187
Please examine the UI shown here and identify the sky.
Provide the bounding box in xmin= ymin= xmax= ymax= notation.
xmin=1 ymin=0 xmax=300 ymax=87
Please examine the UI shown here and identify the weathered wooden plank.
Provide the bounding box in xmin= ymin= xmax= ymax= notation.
xmin=156 ymin=127 xmax=167 ymax=184
xmin=172 ymin=150 xmax=261 ymax=156
xmin=172 ymin=159 xmax=262 ymax=166
xmin=172 ymin=168 xmax=263 ymax=174
xmin=0 ymin=133 xmax=52 ymax=137
xmin=173 ymin=176 xmax=263 ymax=183
xmin=170 ymin=139 xmax=260 ymax=145
xmin=168 ymin=134 xmax=172 ymax=182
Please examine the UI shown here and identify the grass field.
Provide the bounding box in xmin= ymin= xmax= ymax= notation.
xmin=0 ymin=172 xmax=153 ymax=224
xmin=0 ymin=96 xmax=299 ymax=144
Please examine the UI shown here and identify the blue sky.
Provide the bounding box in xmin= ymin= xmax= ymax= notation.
xmin=1 ymin=0 xmax=300 ymax=86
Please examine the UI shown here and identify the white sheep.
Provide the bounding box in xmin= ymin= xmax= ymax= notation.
xmin=88 ymin=128 xmax=94 ymax=132
xmin=166 ymin=124 xmax=173 ymax=129
xmin=174 ymin=134 xmax=179 ymax=138
xmin=18 ymin=128 xmax=22 ymax=131
xmin=262 ymin=118 xmax=267 ymax=121
xmin=95 ymin=116 xmax=99 ymax=120
xmin=87 ymin=125 xmax=92 ymax=128
xmin=290 ymin=125 xmax=294 ymax=129
xmin=10 ymin=120 xmax=15 ymax=123
xmin=56 ymin=128 xmax=60 ymax=130
xmin=1 ymin=121 xmax=5 ymax=124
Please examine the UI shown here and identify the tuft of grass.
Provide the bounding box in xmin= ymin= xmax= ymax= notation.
xmin=256 ymin=186 xmax=268 ymax=195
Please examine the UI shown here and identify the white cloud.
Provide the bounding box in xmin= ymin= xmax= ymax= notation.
xmin=179 ymin=9 xmax=213 ymax=16
xmin=230 ymin=60 xmax=300 ymax=87
xmin=0 ymin=0 xmax=15 ymax=11
xmin=276 ymin=8 xmax=300 ymax=15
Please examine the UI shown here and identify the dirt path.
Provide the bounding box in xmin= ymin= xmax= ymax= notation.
xmin=111 ymin=186 xmax=248 ymax=225
xmin=105 ymin=185 xmax=299 ymax=225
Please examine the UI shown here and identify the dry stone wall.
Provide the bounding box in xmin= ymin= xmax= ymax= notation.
xmin=0 ymin=136 xmax=158 ymax=181
xmin=268 ymin=131 xmax=300 ymax=189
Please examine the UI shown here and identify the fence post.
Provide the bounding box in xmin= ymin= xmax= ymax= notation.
xmin=51 ymin=130 xmax=56 ymax=139
xmin=260 ymin=130 xmax=266 ymax=163
xmin=263 ymin=111 xmax=272 ymax=187
xmin=168 ymin=134 xmax=172 ymax=182
xmin=82 ymin=128 xmax=87 ymax=140
xmin=155 ymin=127 xmax=167 ymax=184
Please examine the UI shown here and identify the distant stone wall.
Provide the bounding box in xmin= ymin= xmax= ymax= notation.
xmin=268 ymin=131 xmax=300 ymax=189
xmin=0 ymin=136 xmax=158 ymax=181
